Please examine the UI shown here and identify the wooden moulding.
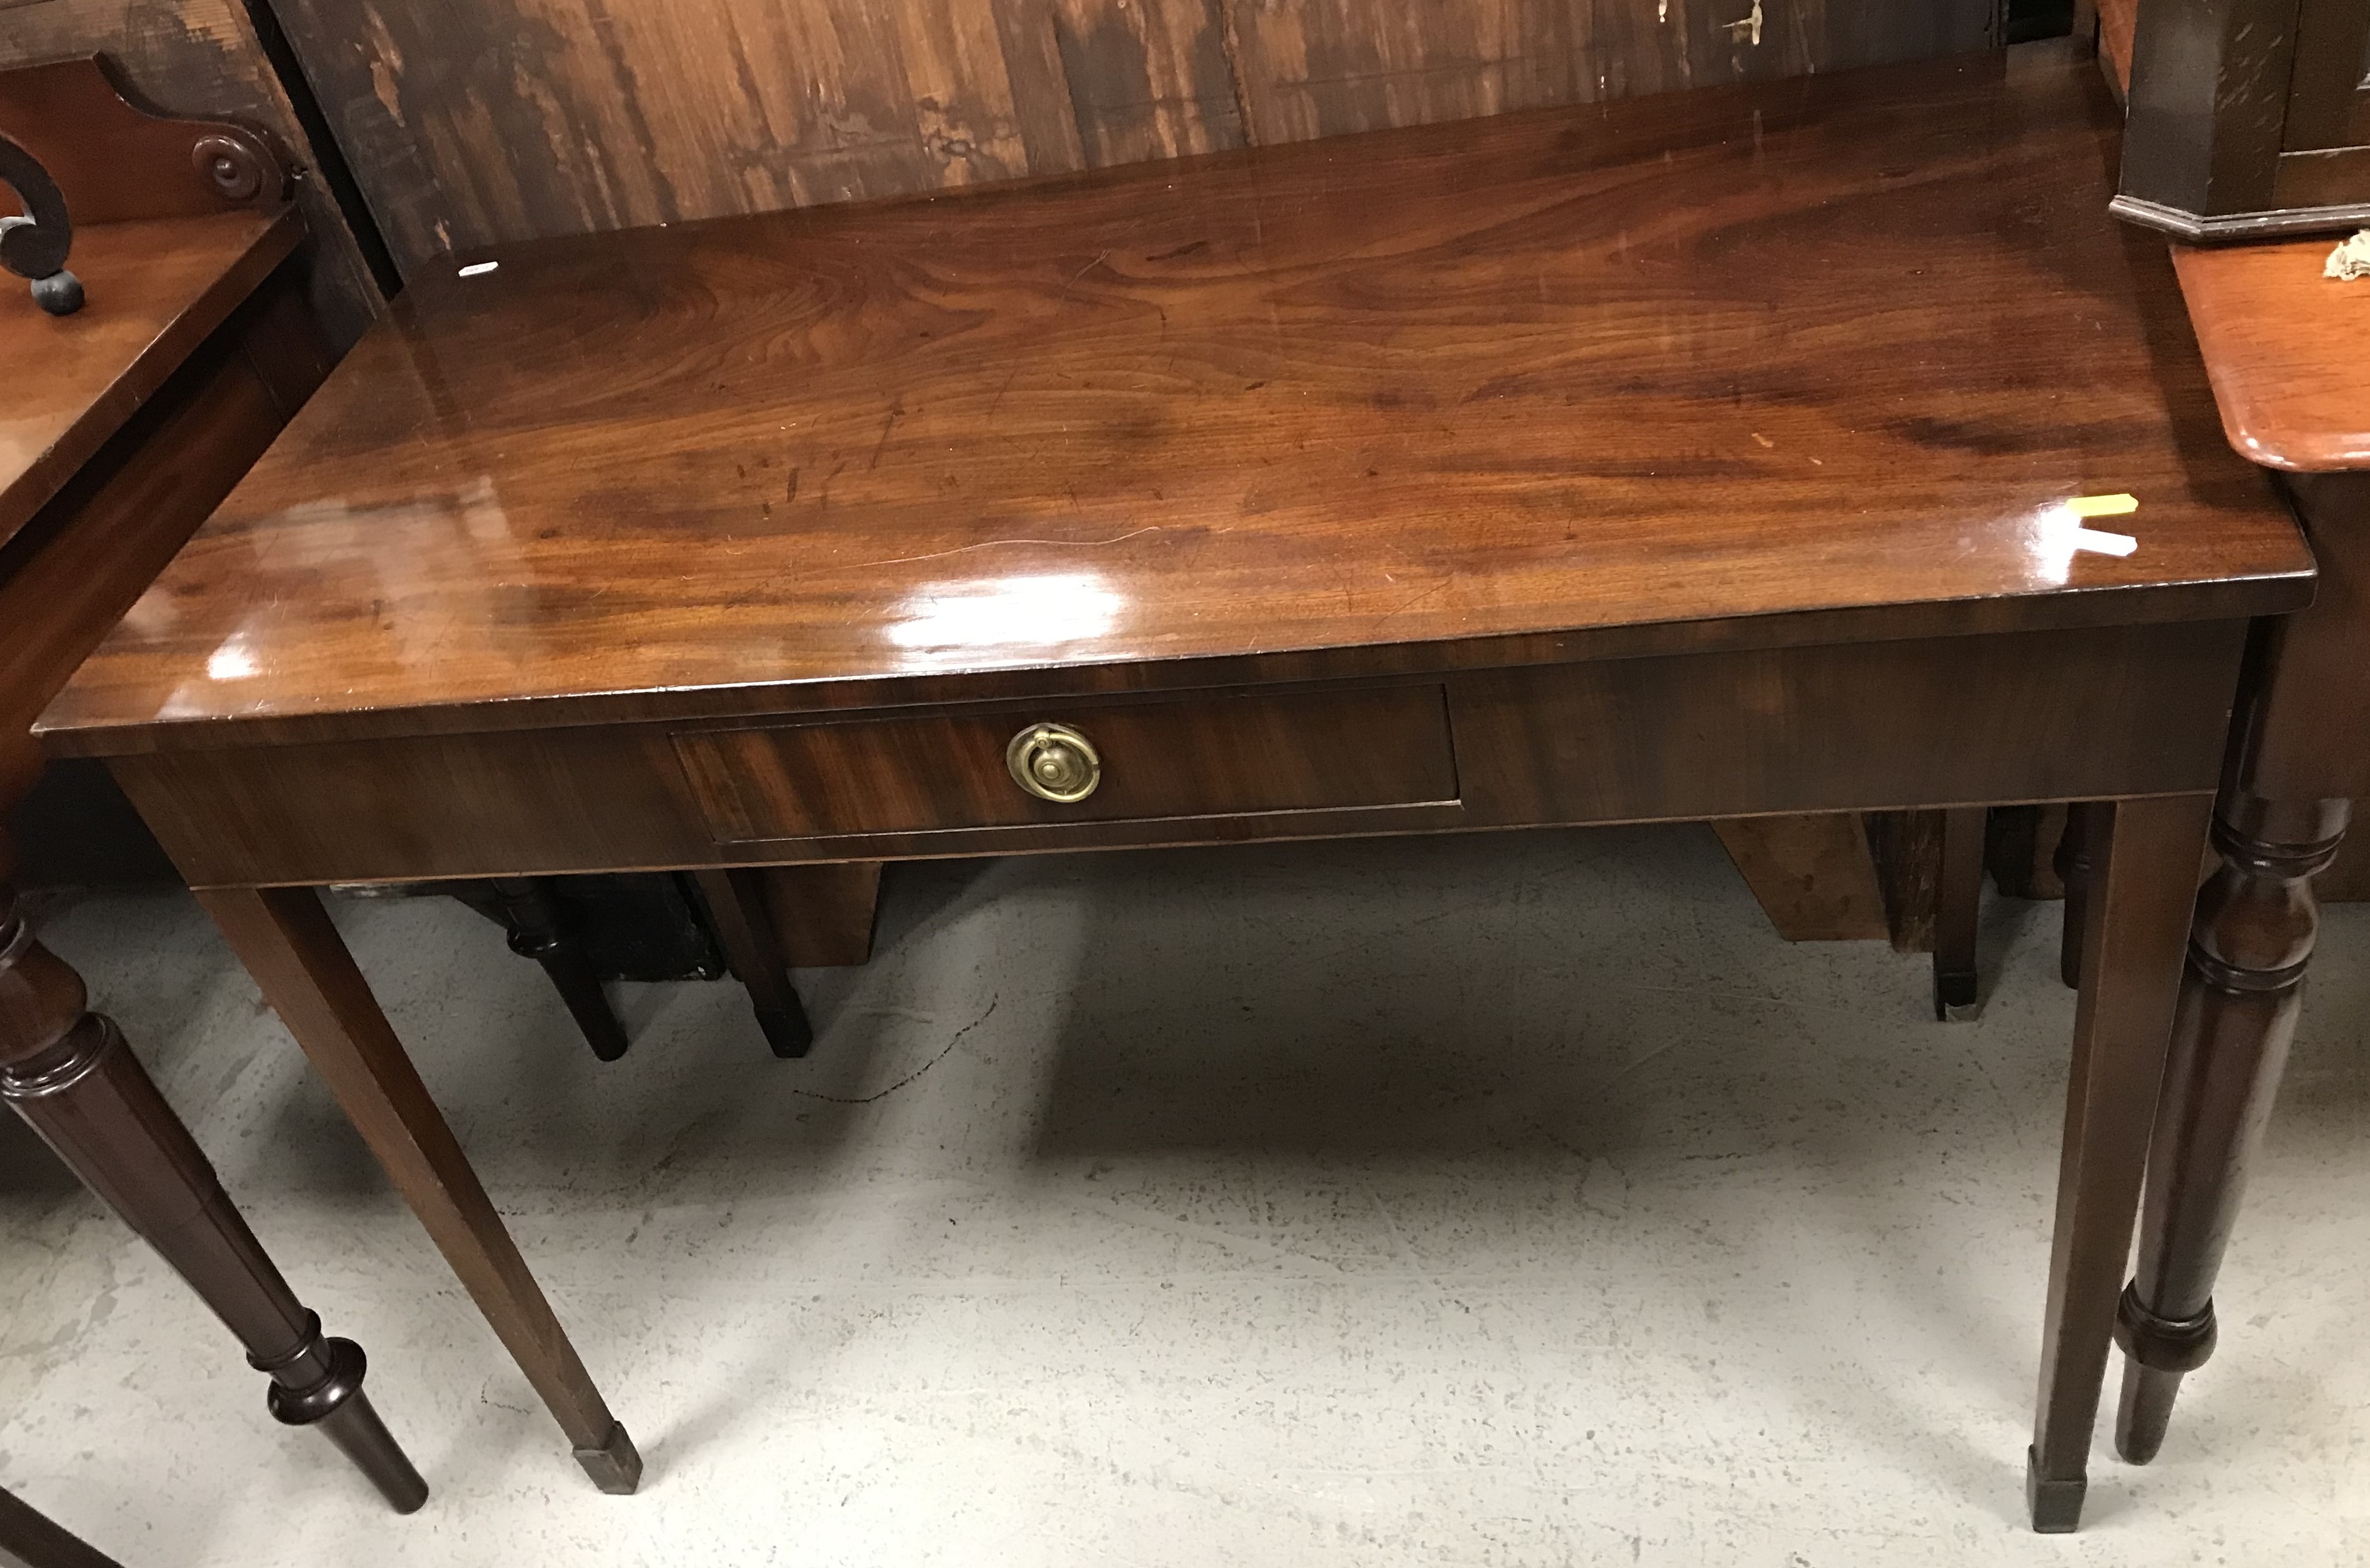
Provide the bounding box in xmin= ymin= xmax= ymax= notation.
xmin=2115 ymin=0 xmax=2370 ymax=242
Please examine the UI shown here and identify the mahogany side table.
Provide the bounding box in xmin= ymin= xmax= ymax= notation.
xmin=36 ymin=43 xmax=2315 ymax=1528
xmin=0 ymin=57 xmax=423 ymax=1511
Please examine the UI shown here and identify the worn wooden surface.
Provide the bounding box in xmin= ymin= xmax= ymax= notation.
xmin=0 ymin=1 xmax=379 ymax=343
xmin=267 ymin=0 xmax=1996 ymax=276
xmin=40 ymin=48 xmax=2311 ymax=760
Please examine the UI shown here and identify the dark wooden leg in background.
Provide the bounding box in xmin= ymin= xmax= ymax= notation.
xmin=2056 ymin=805 xmax=2093 ymax=990
xmin=2027 ymin=794 xmax=2211 ymax=1532
xmin=693 ymin=868 xmax=814 ymax=1059
xmin=0 ymin=883 xmax=425 ymax=1512
xmin=1932 ymin=806 xmax=1986 ymax=1020
xmin=1866 ymin=808 xmax=1945 ymax=956
xmin=0 ymin=1484 xmax=125 ymax=1568
xmin=195 ymin=885 xmax=640 ymax=1493
xmin=485 ymin=878 xmax=628 ymax=1063
xmin=1987 ymin=803 xmax=2072 ymax=901
xmin=761 ymin=862 xmax=885 ymax=968
xmin=2113 ymin=793 xmax=2350 ymax=1464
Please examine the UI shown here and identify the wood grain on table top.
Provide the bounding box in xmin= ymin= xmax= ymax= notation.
xmin=2172 ymin=239 xmax=2370 ymax=473
xmin=0 ymin=208 xmax=299 ymax=548
xmin=40 ymin=45 xmax=2311 ymax=756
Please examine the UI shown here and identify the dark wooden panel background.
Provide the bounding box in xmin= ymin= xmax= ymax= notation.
xmin=0 ymin=0 xmax=382 ymax=341
xmin=265 ymin=0 xmax=2000 ymax=277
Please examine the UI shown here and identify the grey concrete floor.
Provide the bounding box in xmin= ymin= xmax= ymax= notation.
xmin=1 ymin=823 xmax=2366 ymax=1565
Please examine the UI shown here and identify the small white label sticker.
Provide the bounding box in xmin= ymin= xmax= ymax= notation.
xmin=2071 ymin=527 xmax=2139 ymax=556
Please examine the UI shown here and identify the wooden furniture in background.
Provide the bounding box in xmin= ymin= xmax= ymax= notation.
xmin=1712 ymin=817 xmax=1891 ymax=942
xmin=2103 ymin=236 xmax=2370 ymax=1465
xmin=256 ymin=0 xmax=1999 ymax=279
xmin=0 ymin=7 xmax=382 ymax=345
xmin=0 ymin=57 xmax=422 ymax=1513
xmin=2091 ymin=0 xmax=2137 ymax=92
xmin=37 ymin=46 xmax=2312 ymax=1529
xmin=2116 ymin=0 xmax=2370 ymax=240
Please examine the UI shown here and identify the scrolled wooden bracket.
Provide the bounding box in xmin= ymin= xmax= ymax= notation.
xmin=190 ymin=126 xmax=286 ymax=208
xmin=0 ymin=133 xmax=80 ymax=315
xmin=0 ymin=55 xmax=294 ymax=231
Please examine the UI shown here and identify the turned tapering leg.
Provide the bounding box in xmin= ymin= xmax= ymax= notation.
xmin=0 ymin=883 xmax=425 ymax=1512
xmin=2112 ymin=793 xmax=2350 ymax=1464
xmin=2027 ymin=795 xmax=2211 ymax=1532
xmin=196 ymin=885 xmax=640 ymax=1493
xmin=485 ymin=878 xmax=629 ymax=1063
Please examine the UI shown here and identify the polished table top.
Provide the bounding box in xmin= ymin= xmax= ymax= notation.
xmin=2173 ymin=238 xmax=2370 ymax=473
xmin=41 ymin=44 xmax=2309 ymax=758
xmin=0 ymin=209 xmax=296 ymax=549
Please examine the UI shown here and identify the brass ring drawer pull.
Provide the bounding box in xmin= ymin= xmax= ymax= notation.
xmin=1006 ymin=722 xmax=1101 ymax=803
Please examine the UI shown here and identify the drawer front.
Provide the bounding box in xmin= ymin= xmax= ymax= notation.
xmin=673 ymin=685 xmax=1459 ymax=844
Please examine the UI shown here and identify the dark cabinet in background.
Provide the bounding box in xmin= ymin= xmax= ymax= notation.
xmin=2115 ymin=0 xmax=2370 ymax=240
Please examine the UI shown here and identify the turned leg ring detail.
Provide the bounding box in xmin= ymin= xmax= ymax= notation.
xmin=2113 ymin=1282 xmax=2217 ymax=1375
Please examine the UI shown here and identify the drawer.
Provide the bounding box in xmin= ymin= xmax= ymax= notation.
xmin=672 ymin=685 xmax=1459 ymax=844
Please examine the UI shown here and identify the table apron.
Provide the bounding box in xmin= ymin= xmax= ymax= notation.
xmin=106 ymin=619 xmax=2252 ymax=889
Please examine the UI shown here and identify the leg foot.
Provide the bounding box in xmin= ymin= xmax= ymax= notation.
xmin=255 ymin=1322 xmax=428 ymax=1512
xmin=2025 ymin=1445 xmax=2086 ymax=1533
xmin=573 ymin=1420 xmax=644 ymax=1494
xmin=750 ymin=1005 xmax=814 ymax=1058
xmin=694 ymin=868 xmax=815 ymax=1058
xmin=2115 ymin=1362 xmax=2184 ymax=1467
xmin=1932 ymin=805 xmax=1985 ymax=1020
xmin=2111 ymin=1281 xmax=2214 ymax=1464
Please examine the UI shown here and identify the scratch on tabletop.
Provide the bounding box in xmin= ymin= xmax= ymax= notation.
xmin=868 ymin=400 xmax=904 ymax=469
xmin=848 ymin=526 xmax=1161 ymax=571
